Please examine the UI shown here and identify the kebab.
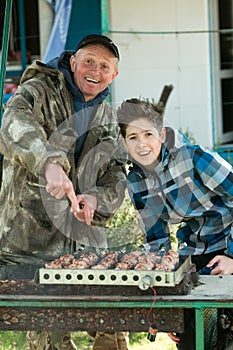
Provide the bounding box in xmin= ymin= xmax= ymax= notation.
xmin=45 ymin=252 xmax=99 ymax=269
xmin=45 ymin=254 xmax=74 ymax=269
xmin=68 ymin=252 xmax=99 ymax=269
xmin=91 ymin=251 xmax=119 ymax=269
xmin=115 ymin=251 xmax=142 ymax=270
xmin=134 ymin=252 xmax=160 ymax=270
xmin=155 ymin=249 xmax=179 ymax=271
xmin=44 ymin=249 xmax=180 ymax=272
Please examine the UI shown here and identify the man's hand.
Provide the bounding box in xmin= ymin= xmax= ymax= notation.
xmin=45 ymin=163 xmax=79 ymax=212
xmin=72 ymin=194 xmax=97 ymax=225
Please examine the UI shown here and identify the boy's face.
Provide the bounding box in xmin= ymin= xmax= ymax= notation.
xmin=123 ymin=117 xmax=166 ymax=169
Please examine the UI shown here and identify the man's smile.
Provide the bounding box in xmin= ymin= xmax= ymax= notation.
xmin=85 ymin=76 xmax=100 ymax=83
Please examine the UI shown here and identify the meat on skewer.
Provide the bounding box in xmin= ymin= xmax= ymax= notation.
xmin=44 ymin=249 xmax=180 ymax=272
xmin=167 ymin=249 xmax=179 ymax=265
xmin=154 ymin=249 xmax=179 ymax=271
xmin=115 ymin=251 xmax=142 ymax=270
xmin=68 ymin=252 xmax=99 ymax=269
xmin=45 ymin=254 xmax=74 ymax=269
xmin=134 ymin=252 xmax=159 ymax=270
xmin=91 ymin=252 xmax=119 ymax=269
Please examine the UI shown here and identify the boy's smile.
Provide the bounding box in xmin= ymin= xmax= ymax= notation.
xmin=124 ymin=118 xmax=166 ymax=169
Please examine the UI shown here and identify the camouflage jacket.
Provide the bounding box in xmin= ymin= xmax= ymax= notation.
xmin=0 ymin=61 xmax=126 ymax=264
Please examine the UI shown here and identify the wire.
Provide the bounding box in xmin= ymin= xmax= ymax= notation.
xmin=147 ymin=286 xmax=157 ymax=326
xmin=109 ymin=29 xmax=233 ymax=35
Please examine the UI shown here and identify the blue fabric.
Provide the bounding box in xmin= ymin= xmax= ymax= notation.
xmin=43 ymin=0 xmax=72 ymax=63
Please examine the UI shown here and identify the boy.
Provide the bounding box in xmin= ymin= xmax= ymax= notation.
xmin=117 ymin=97 xmax=233 ymax=349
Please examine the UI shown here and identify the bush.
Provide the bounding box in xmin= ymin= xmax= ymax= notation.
xmin=104 ymin=192 xmax=144 ymax=249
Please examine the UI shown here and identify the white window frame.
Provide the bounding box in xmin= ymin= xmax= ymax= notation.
xmin=210 ymin=0 xmax=233 ymax=145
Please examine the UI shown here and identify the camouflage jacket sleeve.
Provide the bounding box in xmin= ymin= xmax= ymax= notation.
xmin=76 ymin=103 xmax=127 ymax=223
xmin=0 ymin=73 xmax=74 ymax=178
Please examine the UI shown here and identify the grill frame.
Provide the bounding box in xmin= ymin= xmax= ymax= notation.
xmin=39 ymin=256 xmax=193 ymax=289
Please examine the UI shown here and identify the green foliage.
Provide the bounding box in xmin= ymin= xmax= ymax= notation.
xmin=104 ymin=195 xmax=137 ymax=229
xmin=179 ymin=127 xmax=196 ymax=145
xmin=0 ymin=331 xmax=29 ymax=350
xmin=104 ymin=193 xmax=144 ymax=248
xmin=0 ymin=331 xmax=175 ymax=349
xmin=0 ymin=332 xmax=94 ymax=350
xmin=129 ymin=332 xmax=146 ymax=344
xmin=104 ymin=192 xmax=179 ymax=250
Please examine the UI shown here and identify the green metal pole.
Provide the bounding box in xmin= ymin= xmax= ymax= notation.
xmin=101 ymin=0 xmax=112 ymax=103
xmin=18 ymin=0 xmax=26 ymax=72
xmin=0 ymin=0 xmax=13 ymax=117
xmin=101 ymin=0 xmax=110 ymax=36
xmin=195 ymin=308 xmax=205 ymax=350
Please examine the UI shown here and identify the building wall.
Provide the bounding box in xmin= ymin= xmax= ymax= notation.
xmin=109 ymin=0 xmax=213 ymax=147
xmin=39 ymin=0 xmax=54 ymax=58
xmin=66 ymin=0 xmax=101 ymax=49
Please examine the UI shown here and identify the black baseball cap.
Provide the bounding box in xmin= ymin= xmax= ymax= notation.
xmin=75 ymin=34 xmax=120 ymax=60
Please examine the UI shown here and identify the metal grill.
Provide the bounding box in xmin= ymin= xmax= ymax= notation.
xmin=39 ymin=255 xmax=193 ymax=290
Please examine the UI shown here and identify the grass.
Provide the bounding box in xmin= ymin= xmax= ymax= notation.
xmin=129 ymin=332 xmax=176 ymax=350
xmin=0 ymin=331 xmax=177 ymax=349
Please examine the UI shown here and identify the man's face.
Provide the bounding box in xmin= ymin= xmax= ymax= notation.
xmin=124 ymin=118 xmax=166 ymax=169
xmin=70 ymin=44 xmax=118 ymax=102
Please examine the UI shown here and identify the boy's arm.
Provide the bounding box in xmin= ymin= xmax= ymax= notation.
xmin=145 ymin=218 xmax=171 ymax=251
xmin=193 ymin=146 xmax=233 ymax=197
xmin=127 ymin=187 xmax=171 ymax=251
xmin=193 ymin=147 xmax=233 ymax=258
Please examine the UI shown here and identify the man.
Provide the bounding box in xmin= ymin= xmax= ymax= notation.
xmin=0 ymin=34 xmax=127 ymax=350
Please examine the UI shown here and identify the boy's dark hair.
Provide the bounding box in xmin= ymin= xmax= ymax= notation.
xmin=117 ymin=98 xmax=164 ymax=139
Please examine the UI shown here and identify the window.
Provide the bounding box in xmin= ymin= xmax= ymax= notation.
xmin=213 ymin=0 xmax=233 ymax=144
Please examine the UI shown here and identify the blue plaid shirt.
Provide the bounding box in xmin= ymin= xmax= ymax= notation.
xmin=127 ymin=128 xmax=233 ymax=257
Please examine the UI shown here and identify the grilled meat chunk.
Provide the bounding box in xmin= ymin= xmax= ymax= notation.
xmin=68 ymin=252 xmax=99 ymax=269
xmin=91 ymin=252 xmax=119 ymax=269
xmin=115 ymin=251 xmax=142 ymax=270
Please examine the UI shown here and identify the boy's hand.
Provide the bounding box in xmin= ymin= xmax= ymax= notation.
xmin=207 ymin=255 xmax=233 ymax=275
